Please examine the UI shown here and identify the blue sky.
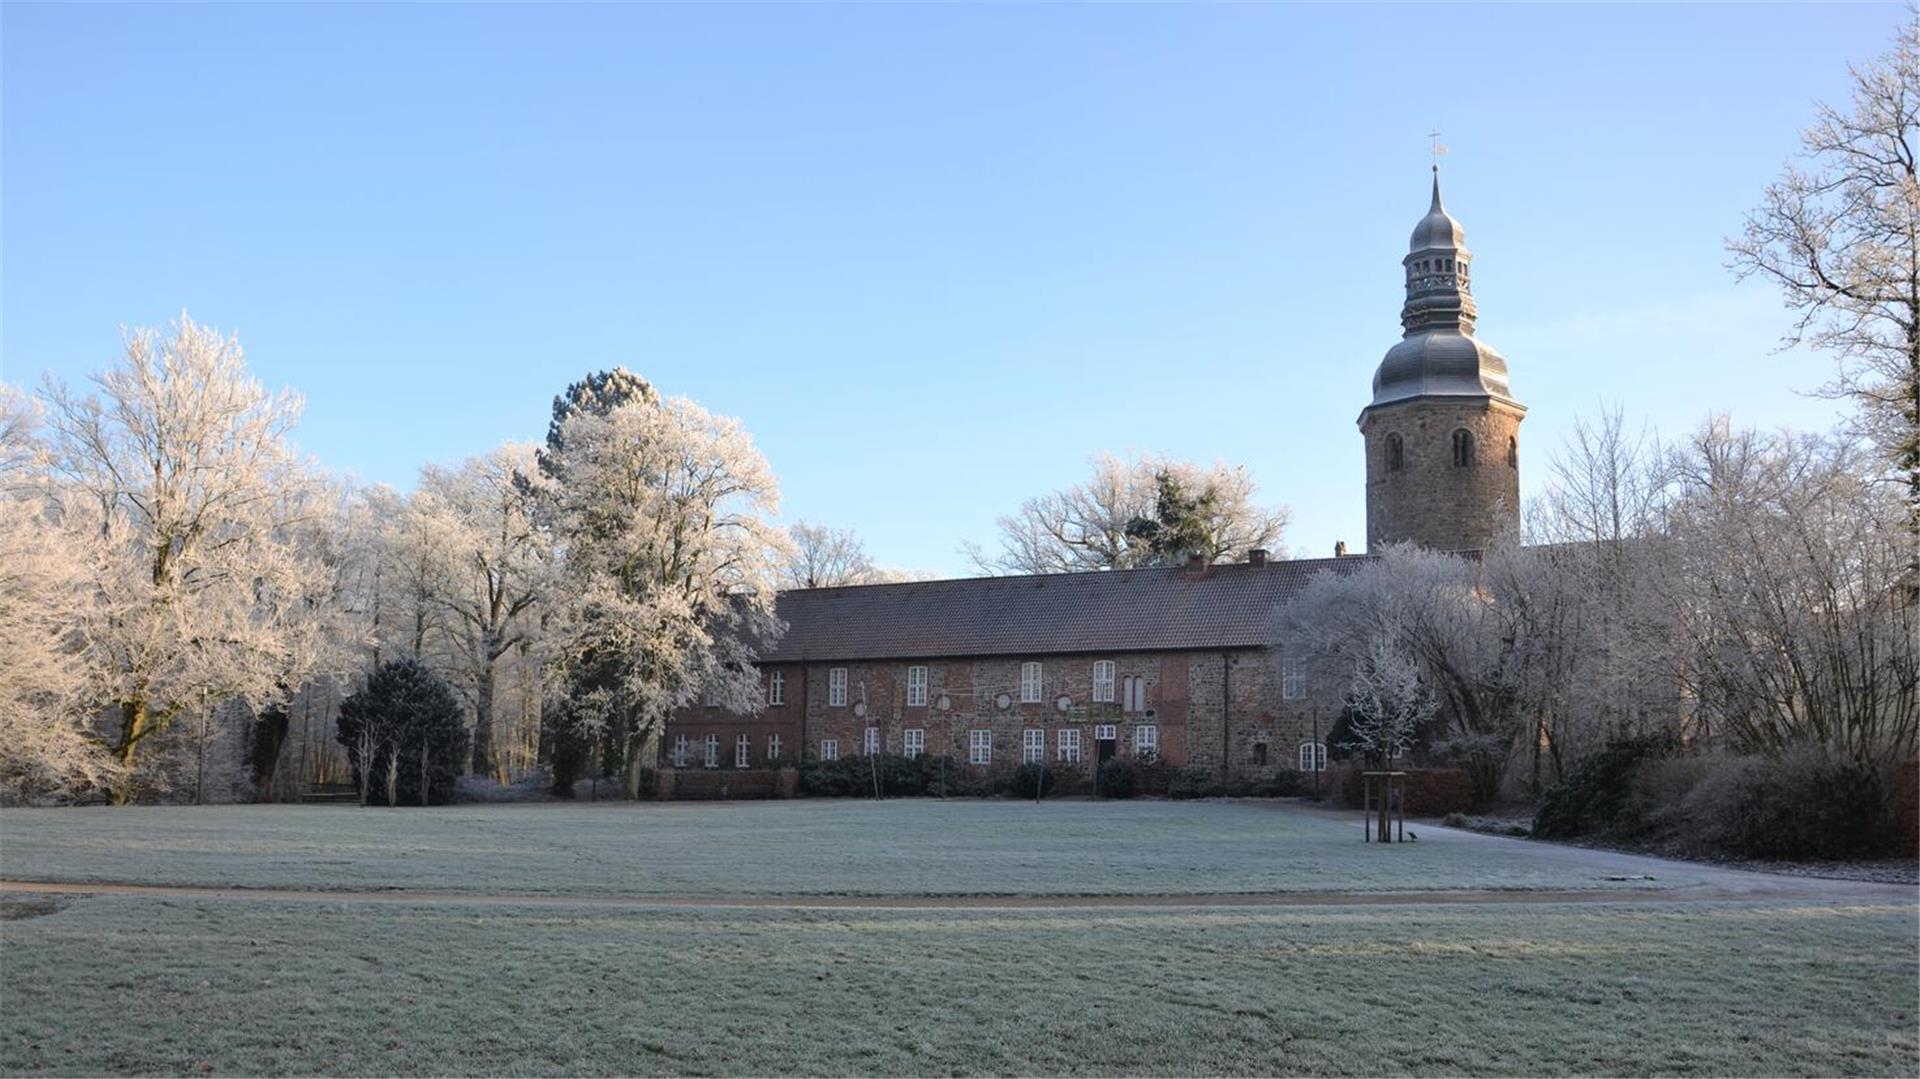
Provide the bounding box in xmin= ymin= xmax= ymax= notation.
xmin=2 ymin=3 xmax=1900 ymax=575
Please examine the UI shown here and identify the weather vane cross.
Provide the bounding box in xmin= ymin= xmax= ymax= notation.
xmin=1429 ymin=130 xmax=1448 ymax=170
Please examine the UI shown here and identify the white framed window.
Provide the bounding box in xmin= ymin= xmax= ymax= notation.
xmin=703 ymin=684 xmax=720 ymax=708
xmin=906 ymin=665 xmax=929 ymax=707
xmin=1094 ymin=724 xmax=1116 ymax=741
xmin=1092 ymin=661 xmax=1116 ymax=703
xmin=1020 ymin=662 xmax=1043 ymax=703
xmin=828 ymin=668 xmax=848 ymax=707
xmin=969 ymin=729 xmax=992 ymax=766
xmin=1134 ymin=724 xmax=1159 ymax=755
xmin=1056 ymin=728 xmax=1082 ymax=763
xmin=735 ymin=733 xmax=751 ymax=768
xmin=864 ymin=726 xmax=880 ymax=756
xmin=1299 ymin=741 xmax=1327 ymax=772
xmin=1282 ymin=660 xmax=1305 ymax=701
xmin=904 ymin=728 xmax=925 ymax=759
xmin=1022 ymin=728 xmax=1044 ymax=764
xmin=1122 ymin=676 xmax=1146 ymax=713
xmin=767 ymin=669 xmax=785 ymax=706
xmin=703 ymin=734 xmax=719 ymax=768
xmin=672 ymin=735 xmax=688 ymax=768
xmin=820 ymin=739 xmax=839 ymax=762
xmin=767 ymin=733 xmax=782 ymax=761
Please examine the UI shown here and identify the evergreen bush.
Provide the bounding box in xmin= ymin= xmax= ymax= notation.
xmin=335 ymin=659 xmax=469 ymax=807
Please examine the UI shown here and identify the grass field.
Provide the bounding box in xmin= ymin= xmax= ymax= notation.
xmin=0 ymin=799 xmax=1724 ymax=896
xmin=2 ymin=800 xmax=1916 ymax=1076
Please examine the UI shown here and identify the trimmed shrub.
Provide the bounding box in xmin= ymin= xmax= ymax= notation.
xmin=1254 ymin=768 xmax=1311 ymax=798
xmin=1167 ymin=766 xmax=1221 ymax=800
xmin=794 ymin=754 xmax=992 ymax=798
xmin=1002 ymin=762 xmax=1056 ymax=799
xmin=1097 ymin=758 xmax=1136 ymax=799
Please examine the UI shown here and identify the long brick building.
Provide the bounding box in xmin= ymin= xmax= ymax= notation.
xmin=664 ymin=171 xmax=1522 ymax=782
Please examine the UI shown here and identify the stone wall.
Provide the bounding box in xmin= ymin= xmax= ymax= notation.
xmin=1361 ymin=398 xmax=1523 ymax=552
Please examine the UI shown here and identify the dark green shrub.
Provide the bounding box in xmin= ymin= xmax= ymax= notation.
xmin=540 ymin=696 xmax=594 ymax=797
xmin=1682 ymin=754 xmax=1899 ymax=860
xmin=797 ymin=756 xmax=868 ymax=797
xmin=1132 ymin=754 xmax=1178 ymax=796
xmin=1003 ymin=762 xmax=1055 ymax=799
xmin=921 ymin=756 xmax=989 ymax=797
xmin=1533 ymin=733 xmax=1677 ymax=838
xmin=335 ymin=659 xmax=469 ymax=807
xmin=795 ymin=754 xmax=991 ymax=798
xmin=1168 ymin=766 xmax=1221 ymax=800
xmin=1097 ymin=758 xmax=1136 ymax=798
xmin=1254 ymin=769 xmax=1310 ymax=797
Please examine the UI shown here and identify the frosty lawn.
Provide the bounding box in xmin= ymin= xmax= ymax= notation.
xmin=3 ymin=894 xmax=1916 ymax=1077
xmin=0 ymin=799 xmax=1727 ymax=897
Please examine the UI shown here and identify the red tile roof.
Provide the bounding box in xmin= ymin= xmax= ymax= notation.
xmin=764 ymin=556 xmax=1370 ymax=662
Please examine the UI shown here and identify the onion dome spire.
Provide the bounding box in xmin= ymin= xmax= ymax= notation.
xmin=1364 ymin=169 xmax=1520 ymax=411
xmin=1401 ymin=166 xmax=1475 ymax=335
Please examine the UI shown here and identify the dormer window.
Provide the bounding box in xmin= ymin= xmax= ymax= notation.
xmin=1452 ymin=429 xmax=1475 ymax=467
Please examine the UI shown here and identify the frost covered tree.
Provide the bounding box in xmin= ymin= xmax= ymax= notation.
xmin=966 ymin=452 xmax=1291 ymax=574
xmin=1649 ymin=419 xmax=1918 ymax=764
xmin=1341 ymin=622 xmax=1438 ymax=766
xmin=1275 ymin=544 xmax=1525 ymax=801
xmin=1730 ymin=9 xmax=1920 ymax=528
xmin=409 ymin=443 xmax=552 ymax=778
xmin=36 ymin=315 xmax=328 ymax=802
xmin=0 ymin=388 xmax=119 ymax=800
xmin=542 ymin=385 xmax=788 ymax=797
xmin=781 ymin=522 xmax=887 ymax=589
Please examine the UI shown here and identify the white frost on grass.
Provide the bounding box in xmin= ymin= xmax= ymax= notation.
xmin=0 ymin=800 xmax=1728 ymax=896
xmin=1 ymin=896 xmax=1914 ymax=1076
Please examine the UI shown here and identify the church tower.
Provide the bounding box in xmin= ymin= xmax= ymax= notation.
xmin=1359 ymin=171 xmax=1525 ymax=552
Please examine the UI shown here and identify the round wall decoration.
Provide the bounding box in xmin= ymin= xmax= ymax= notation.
xmin=935 ymin=694 xmax=952 ymax=712
xmin=994 ymin=692 xmax=1012 ymax=711
xmin=1054 ymin=694 xmax=1072 ymax=712
xmin=852 ymin=701 xmax=867 ymax=718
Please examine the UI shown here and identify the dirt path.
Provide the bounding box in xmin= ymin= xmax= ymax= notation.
xmin=4 ymin=876 xmax=1913 ymax=910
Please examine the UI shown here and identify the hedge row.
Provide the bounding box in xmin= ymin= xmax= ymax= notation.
xmin=792 ymin=754 xmax=1313 ymax=801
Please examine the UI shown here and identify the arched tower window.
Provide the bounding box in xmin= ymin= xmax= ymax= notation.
xmin=1451 ymin=428 xmax=1474 ymax=468
xmin=1507 ymin=436 xmax=1518 ymax=469
xmin=1386 ymin=433 xmax=1404 ymax=472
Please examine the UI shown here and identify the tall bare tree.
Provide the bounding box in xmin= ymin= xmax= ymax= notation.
xmin=410 ymin=443 xmax=552 ymax=778
xmin=1730 ymin=10 xmax=1920 ymax=528
xmin=781 ymin=522 xmax=886 ymax=589
xmin=966 ymin=452 xmax=1290 ymax=575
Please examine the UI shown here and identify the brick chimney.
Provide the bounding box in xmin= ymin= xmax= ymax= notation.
xmin=1334 ymin=540 xmax=1349 ymax=558
xmin=1247 ymin=548 xmax=1269 ymax=566
xmin=1184 ymin=552 xmax=1208 ymax=570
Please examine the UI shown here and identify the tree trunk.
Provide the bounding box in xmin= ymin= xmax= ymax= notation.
xmin=109 ymin=698 xmax=152 ymax=805
xmin=472 ymin=652 xmax=497 ymax=778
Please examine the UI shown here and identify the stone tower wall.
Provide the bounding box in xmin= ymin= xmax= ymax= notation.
xmin=1361 ymin=399 xmax=1522 ymax=551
